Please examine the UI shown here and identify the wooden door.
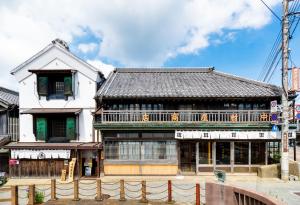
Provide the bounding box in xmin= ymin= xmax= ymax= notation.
xmin=180 ymin=142 xmax=196 ymax=172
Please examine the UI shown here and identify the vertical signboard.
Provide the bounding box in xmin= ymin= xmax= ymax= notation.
xmin=283 ymin=132 xmax=288 ymax=152
xmin=292 ymin=67 xmax=299 ymax=91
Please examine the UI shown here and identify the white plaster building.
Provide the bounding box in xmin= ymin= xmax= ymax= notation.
xmin=6 ymin=39 xmax=105 ymax=178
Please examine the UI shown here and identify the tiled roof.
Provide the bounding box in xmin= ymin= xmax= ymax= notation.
xmin=0 ymin=87 xmax=19 ymax=106
xmin=96 ymin=68 xmax=281 ymax=99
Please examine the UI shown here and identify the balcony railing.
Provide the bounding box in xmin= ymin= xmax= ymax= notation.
xmin=99 ymin=110 xmax=271 ymax=123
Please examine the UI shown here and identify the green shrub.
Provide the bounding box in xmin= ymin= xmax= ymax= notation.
xmin=35 ymin=191 xmax=44 ymax=204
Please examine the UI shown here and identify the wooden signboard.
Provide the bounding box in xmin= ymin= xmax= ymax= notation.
xmin=68 ymin=158 xmax=76 ymax=181
xmin=292 ymin=67 xmax=299 ymax=91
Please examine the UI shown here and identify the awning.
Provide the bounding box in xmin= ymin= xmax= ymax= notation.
xmin=28 ymin=69 xmax=76 ymax=74
xmin=21 ymin=108 xmax=82 ymax=115
xmin=4 ymin=142 xmax=102 ymax=150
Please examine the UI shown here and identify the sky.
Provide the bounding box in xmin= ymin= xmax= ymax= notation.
xmin=0 ymin=0 xmax=298 ymax=91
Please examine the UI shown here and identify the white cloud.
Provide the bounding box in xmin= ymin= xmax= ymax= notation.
xmin=87 ymin=59 xmax=114 ymax=78
xmin=0 ymin=0 xmax=280 ymax=90
xmin=78 ymin=43 xmax=97 ymax=53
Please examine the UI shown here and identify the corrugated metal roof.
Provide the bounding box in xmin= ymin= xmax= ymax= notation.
xmin=0 ymin=87 xmax=19 ymax=106
xmin=96 ymin=68 xmax=282 ymax=99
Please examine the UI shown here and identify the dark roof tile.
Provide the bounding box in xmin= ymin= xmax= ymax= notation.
xmin=0 ymin=87 xmax=19 ymax=106
xmin=96 ymin=68 xmax=281 ymax=99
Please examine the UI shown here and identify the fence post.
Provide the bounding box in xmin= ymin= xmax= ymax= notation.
xmin=95 ymin=179 xmax=103 ymax=201
xmin=11 ymin=185 xmax=18 ymax=205
xmin=50 ymin=179 xmax=56 ymax=201
xmin=73 ymin=179 xmax=80 ymax=201
xmin=140 ymin=180 xmax=148 ymax=203
xmin=27 ymin=185 xmax=35 ymax=205
xmin=196 ymin=183 xmax=200 ymax=205
xmin=167 ymin=180 xmax=173 ymax=203
xmin=119 ymin=179 xmax=126 ymax=201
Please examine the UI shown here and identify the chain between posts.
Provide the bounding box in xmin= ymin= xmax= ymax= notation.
xmin=7 ymin=179 xmax=203 ymax=204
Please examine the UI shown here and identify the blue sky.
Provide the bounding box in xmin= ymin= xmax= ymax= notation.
xmin=0 ymin=0 xmax=295 ymax=89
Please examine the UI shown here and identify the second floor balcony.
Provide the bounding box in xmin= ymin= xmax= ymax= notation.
xmin=97 ymin=110 xmax=272 ymax=124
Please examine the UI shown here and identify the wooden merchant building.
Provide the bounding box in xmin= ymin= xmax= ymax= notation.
xmin=0 ymin=87 xmax=19 ymax=174
xmin=5 ymin=39 xmax=105 ymax=178
xmin=94 ymin=68 xmax=292 ymax=175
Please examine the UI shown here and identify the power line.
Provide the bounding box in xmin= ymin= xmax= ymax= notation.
xmin=259 ymin=0 xmax=300 ymax=82
xmin=266 ymin=55 xmax=281 ymax=83
xmin=259 ymin=0 xmax=281 ymax=21
xmin=263 ymin=46 xmax=281 ymax=82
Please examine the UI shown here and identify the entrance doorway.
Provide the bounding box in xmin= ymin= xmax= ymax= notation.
xmin=81 ymin=151 xmax=98 ymax=177
xmin=180 ymin=142 xmax=196 ymax=172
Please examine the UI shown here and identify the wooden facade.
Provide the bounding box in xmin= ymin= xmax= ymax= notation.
xmin=94 ymin=68 xmax=283 ymax=176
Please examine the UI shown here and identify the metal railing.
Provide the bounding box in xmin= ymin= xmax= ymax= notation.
xmin=99 ymin=109 xmax=271 ymax=123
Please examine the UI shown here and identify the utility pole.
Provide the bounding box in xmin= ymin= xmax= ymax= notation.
xmin=281 ymin=0 xmax=289 ymax=182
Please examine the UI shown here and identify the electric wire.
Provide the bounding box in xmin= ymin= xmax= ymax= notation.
xmin=259 ymin=0 xmax=300 ymax=82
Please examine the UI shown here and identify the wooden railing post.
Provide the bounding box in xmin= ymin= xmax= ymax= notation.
xmin=119 ymin=179 xmax=126 ymax=201
xmin=73 ymin=179 xmax=80 ymax=201
xmin=196 ymin=183 xmax=200 ymax=205
xmin=95 ymin=179 xmax=103 ymax=201
xmin=140 ymin=180 xmax=148 ymax=203
xmin=27 ymin=185 xmax=35 ymax=205
xmin=50 ymin=179 xmax=56 ymax=201
xmin=11 ymin=185 xmax=18 ymax=205
xmin=167 ymin=180 xmax=173 ymax=203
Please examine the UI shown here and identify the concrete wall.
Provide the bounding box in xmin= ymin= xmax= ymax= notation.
xmin=205 ymin=182 xmax=285 ymax=205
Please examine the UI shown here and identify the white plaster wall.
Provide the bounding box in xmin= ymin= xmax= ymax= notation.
xmin=15 ymin=45 xmax=100 ymax=143
xmin=19 ymin=71 xmax=96 ymax=109
xmin=19 ymin=114 xmax=35 ymax=142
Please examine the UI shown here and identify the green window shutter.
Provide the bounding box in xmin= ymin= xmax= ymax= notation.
xmin=66 ymin=117 xmax=76 ymax=140
xmin=38 ymin=76 xmax=48 ymax=96
xmin=64 ymin=76 xmax=73 ymax=96
xmin=36 ymin=118 xmax=47 ymax=141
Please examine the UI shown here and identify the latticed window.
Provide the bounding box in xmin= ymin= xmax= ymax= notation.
xmin=35 ymin=116 xmax=76 ymax=142
xmin=51 ymin=118 xmax=66 ymax=138
xmin=55 ymin=81 xmax=64 ymax=95
xmin=37 ymin=74 xmax=73 ymax=99
xmin=104 ymin=140 xmax=177 ymax=161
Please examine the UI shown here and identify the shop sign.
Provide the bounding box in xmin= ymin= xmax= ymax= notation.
xmin=11 ymin=149 xmax=71 ymax=159
xmin=175 ymin=130 xmax=283 ymax=140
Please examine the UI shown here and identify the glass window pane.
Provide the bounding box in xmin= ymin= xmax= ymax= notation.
xmin=216 ymin=142 xmax=230 ymax=165
xmin=199 ymin=141 xmax=212 ymax=164
xmin=251 ymin=142 xmax=265 ymax=164
xmin=234 ymin=142 xmax=249 ymax=165
xmin=267 ymin=141 xmax=281 ymax=164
